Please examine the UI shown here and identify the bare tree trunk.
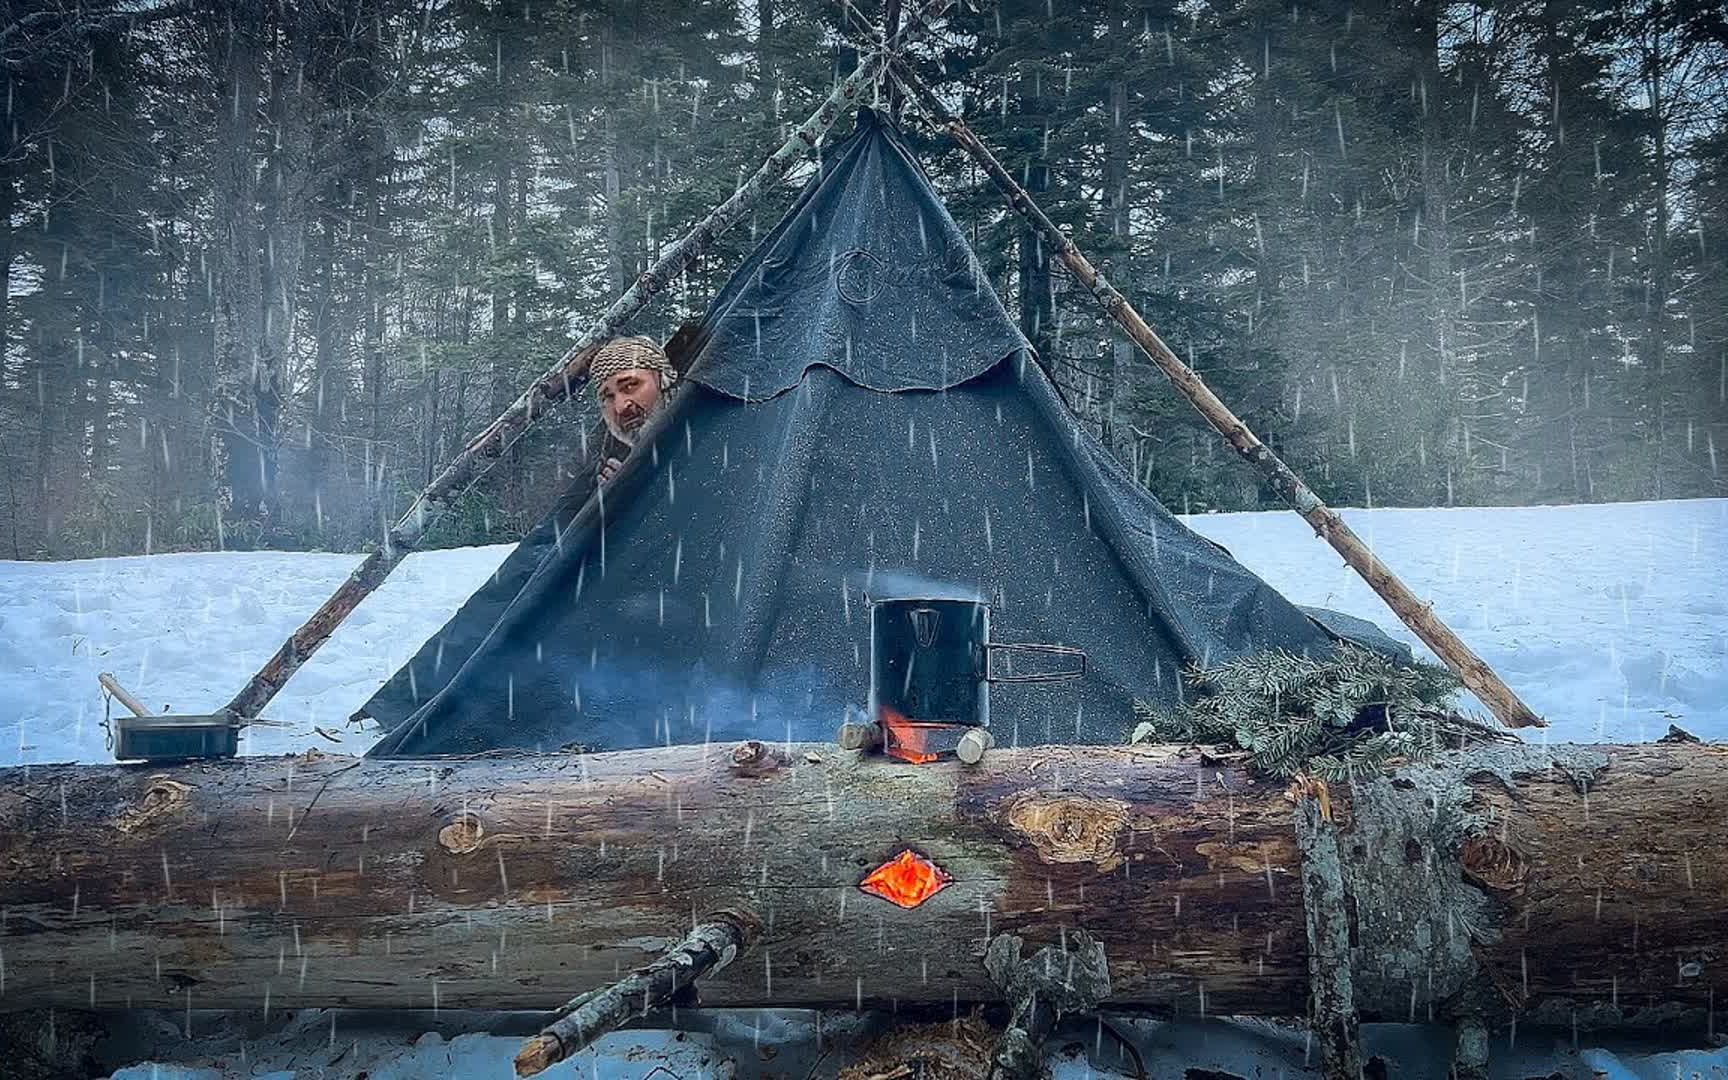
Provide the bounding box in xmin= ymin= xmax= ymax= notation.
xmin=601 ymin=19 xmax=630 ymax=298
xmin=1103 ymin=58 xmax=1140 ymax=462
xmin=208 ymin=3 xmax=266 ymax=526
xmin=256 ymin=6 xmax=316 ymax=533
xmin=33 ymin=330 xmax=67 ymax=545
xmin=488 ymin=130 xmax=515 ymax=416
xmin=307 ymin=215 xmax=340 ymax=512
xmin=88 ymin=318 xmax=113 ymax=505
xmin=1251 ymin=25 xmax=1282 ymax=302
xmin=364 ymin=200 xmax=384 ymax=472
xmin=1015 ymin=71 xmax=1053 ymax=363
xmin=1645 ymin=0 xmax=1669 ymax=499
xmin=757 ymin=0 xmax=776 ymax=108
xmin=0 ymin=154 xmax=12 ymax=397
xmin=1415 ymin=0 xmax=1458 ymax=500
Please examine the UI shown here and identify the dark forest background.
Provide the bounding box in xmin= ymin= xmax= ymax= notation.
xmin=0 ymin=0 xmax=1723 ymax=560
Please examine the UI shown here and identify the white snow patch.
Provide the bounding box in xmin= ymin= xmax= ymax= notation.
xmin=1183 ymin=498 xmax=1728 ymax=743
xmin=4 ymin=500 xmax=1727 ymax=766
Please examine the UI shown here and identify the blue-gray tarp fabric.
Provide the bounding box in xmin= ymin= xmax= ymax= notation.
xmin=360 ymin=109 xmax=1404 ymax=757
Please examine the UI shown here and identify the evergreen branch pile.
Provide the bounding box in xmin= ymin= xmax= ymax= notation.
xmin=1131 ymin=645 xmax=1513 ymax=781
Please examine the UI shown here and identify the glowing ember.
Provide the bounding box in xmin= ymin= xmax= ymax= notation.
xmin=880 ymin=705 xmax=941 ymax=764
xmin=859 ymin=849 xmax=952 ymax=909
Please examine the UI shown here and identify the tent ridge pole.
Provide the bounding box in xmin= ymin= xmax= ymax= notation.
xmin=217 ymin=4 xmax=945 ymax=724
xmin=886 ymin=57 xmax=1542 ymax=730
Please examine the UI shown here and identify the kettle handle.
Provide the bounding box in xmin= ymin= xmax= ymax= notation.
xmin=984 ymin=642 xmax=1087 ymax=683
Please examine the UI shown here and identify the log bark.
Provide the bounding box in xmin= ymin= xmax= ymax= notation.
xmin=887 ymin=59 xmax=1543 ymax=732
xmin=218 ymin=0 xmax=953 ymax=724
xmin=0 ymin=742 xmax=1723 ymax=1036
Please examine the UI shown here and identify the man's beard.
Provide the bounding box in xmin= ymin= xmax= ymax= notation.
xmin=613 ymin=408 xmax=647 ymax=445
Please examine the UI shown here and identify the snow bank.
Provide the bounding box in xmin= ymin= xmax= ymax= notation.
xmin=4 ymin=498 xmax=1724 ymax=765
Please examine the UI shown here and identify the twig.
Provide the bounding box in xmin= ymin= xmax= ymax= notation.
xmin=514 ymin=915 xmax=755 ymax=1077
xmin=1096 ymin=1017 xmax=1148 ymax=1080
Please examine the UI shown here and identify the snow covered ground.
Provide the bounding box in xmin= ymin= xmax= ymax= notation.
xmin=3 ymin=498 xmax=1724 ymax=765
xmin=3 ymin=497 xmax=1726 ymax=1078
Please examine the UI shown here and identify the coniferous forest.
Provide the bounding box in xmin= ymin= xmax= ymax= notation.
xmin=0 ymin=0 xmax=1723 ymax=559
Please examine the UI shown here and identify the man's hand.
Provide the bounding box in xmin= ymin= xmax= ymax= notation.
xmin=597 ymin=456 xmax=624 ymax=485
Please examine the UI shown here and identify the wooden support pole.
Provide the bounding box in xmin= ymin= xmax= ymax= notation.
xmin=515 ymin=916 xmax=754 ymax=1076
xmin=217 ymin=3 xmax=953 ymax=724
xmin=886 ymin=59 xmax=1542 ymax=731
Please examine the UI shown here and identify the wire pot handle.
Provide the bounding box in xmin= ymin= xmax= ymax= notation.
xmin=984 ymin=642 xmax=1087 ymax=683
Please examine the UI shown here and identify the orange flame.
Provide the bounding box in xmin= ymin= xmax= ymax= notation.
xmin=880 ymin=705 xmax=941 ymax=764
xmin=859 ymin=849 xmax=952 ymax=909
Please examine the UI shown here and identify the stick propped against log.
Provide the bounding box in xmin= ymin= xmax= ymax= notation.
xmin=0 ymin=741 xmax=1721 ymax=1037
xmin=515 ymin=916 xmax=755 ymax=1076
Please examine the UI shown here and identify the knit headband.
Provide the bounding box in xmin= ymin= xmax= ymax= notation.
xmin=590 ymin=336 xmax=680 ymax=395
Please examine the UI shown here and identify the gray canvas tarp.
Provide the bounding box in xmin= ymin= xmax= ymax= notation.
xmin=359 ymin=109 xmax=1402 ymax=757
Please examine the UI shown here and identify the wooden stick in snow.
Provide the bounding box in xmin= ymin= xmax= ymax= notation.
xmin=97 ymin=673 xmax=151 ymax=718
xmin=218 ymin=4 xmax=952 ymax=723
xmin=887 ymin=59 xmax=1543 ymax=730
xmin=514 ymin=916 xmax=755 ymax=1077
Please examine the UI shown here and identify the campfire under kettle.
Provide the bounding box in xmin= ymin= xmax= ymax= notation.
xmin=841 ymin=597 xmax=1086 ymax=764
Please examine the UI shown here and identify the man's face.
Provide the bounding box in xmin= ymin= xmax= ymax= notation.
xmin=598 ymin=367 xmax=664 ymax=446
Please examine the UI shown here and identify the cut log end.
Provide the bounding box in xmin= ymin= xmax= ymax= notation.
xmin=514 ymin=1033 xmax=563 ymax=1077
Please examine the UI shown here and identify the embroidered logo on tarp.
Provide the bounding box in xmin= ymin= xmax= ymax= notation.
xmin=836 ymin=249 xmax=885 ymax=304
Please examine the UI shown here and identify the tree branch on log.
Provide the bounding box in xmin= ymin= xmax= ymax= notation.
xmin=515 ymin=915 xmax=755 ymax=1076
xmin=885 ymin=58 xmax=1543 ymax=732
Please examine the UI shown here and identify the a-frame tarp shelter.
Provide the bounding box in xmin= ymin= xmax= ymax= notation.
xmin=360 ymin=108 xmax=1400 ymax=757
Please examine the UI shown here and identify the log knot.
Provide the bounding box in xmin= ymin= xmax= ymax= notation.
xmin=1460 ymin=835 xmax=1528 ymax=894
xmin=729 ymin=740 xmax=788 ymax=777
xmin=438 ymin=812 xmax=485 ymax=855
xmin=114 ymin=776 xmax=193 ymax=834
xmin=1004 ymin=794 xmax=1129 ymax=872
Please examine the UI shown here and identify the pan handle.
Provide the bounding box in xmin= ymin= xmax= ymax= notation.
xmin=984 ymin=642 xmax=1087 ymax=683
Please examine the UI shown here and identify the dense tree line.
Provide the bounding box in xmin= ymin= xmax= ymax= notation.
xmin=0 ymin=0 xmax=1722 ymax=559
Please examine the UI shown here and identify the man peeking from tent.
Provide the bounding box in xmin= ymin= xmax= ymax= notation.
xmin=592 ymin=336 xmax=681 ymax=485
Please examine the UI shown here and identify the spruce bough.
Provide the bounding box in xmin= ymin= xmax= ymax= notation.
xmin=1131 ymin=645 xmax=1513 ymax=781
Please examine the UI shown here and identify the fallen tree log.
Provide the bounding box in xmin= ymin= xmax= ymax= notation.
xmin=0 ymin=742 xmax=1723 ymax=1033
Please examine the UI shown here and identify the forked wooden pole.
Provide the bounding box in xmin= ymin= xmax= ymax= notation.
xmin=217 ymin=6 xmax=952 ymax=723
xmin=888 ymin=59 xmax=1542 ymax=729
